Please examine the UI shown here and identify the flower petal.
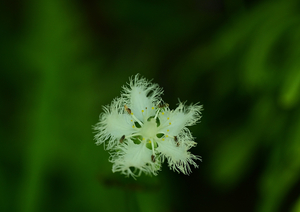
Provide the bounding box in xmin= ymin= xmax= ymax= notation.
xmin=110 ymin=140 xmax=159 ymax=177
xmin=159 ymin=102 xmax=202 ymax=136
xmin=156 ymin=138 xmax=201 ymax=175
xmin=94 ymin=98 xmax=137 ymax=149
xmin=122 ymin=74 xmax=163 ymax=121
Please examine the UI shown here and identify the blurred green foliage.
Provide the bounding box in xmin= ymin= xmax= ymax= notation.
xmin=1 ymin=0 xmax=300 ymax=211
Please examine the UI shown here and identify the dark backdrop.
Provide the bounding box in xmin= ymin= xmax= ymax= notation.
xmin=1 ymin=0 xmax=300 ymax=211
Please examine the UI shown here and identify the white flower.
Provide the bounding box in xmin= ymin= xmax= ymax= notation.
xmin=93 ymin=74 xmax=203 ymax=178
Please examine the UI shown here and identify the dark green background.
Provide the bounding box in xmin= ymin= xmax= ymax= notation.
xmin=1 ymin=0 xmax=300 ymax=211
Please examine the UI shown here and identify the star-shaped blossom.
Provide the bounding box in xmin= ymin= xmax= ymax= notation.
xmin=93 ymin=74 xmax=203 ymax=178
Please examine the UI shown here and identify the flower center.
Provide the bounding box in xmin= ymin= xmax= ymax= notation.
xmin=140 ymin=118 xmax=158 ymax=139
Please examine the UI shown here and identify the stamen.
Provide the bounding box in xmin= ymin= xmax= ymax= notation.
xmin=154 ymin=109 xmax=160 ymax=119
xmin=157 ymin=102 xmax=169 ymax=108
xmin=150 ymin=139 xmax=156 ymax=156
xmin=120 ymin=135 xmax=125 ymax=143
xmin=174 ymin=136 xmax=179 ymax=146
xmin=151 ymin=155 xmax=155 ymax=162
xmin=132 ymin=114 xmax=143 ymax=126
xmin=157 ymin=132 xmax=177 ymax=142
xmin=126 ymin=133 xmax=142 ymax=139
xmin=124 ymin=105 xmax=131 ymax=114
xmin=124 ymin=105 xmax=143 ymax=126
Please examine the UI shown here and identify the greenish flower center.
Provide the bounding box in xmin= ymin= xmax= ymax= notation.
xmin=140 ymin=118 xmax=158 ymax=139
